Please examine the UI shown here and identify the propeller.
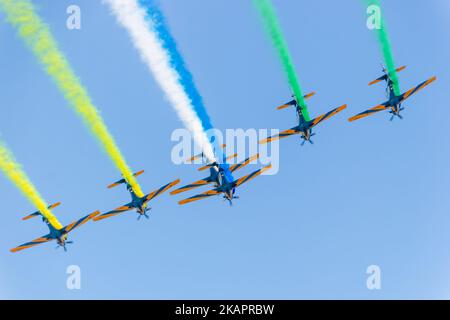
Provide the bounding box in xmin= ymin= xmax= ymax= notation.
xmin=301 ymin=133 xmax=315 ymax=146
xmin=223 ymin=195 xmax=239 ymax=206
xmin=137 ymin=207 xmax=151 ymax=220
xmin=55 ymin=241 xmax=73 ymax=252
xmin=389 ymin=113 xmax=403 ymax=121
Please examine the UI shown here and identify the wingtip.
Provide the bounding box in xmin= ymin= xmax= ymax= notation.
xmin=304 ymin=91 xmax=316 ymax=99
xmin=50 ymin=201 xmax=62 ymax=209
xmin=348 ymin=114 xmax=360 ymax=122
xmin=198 ymin=165 xmax=209 ymax=171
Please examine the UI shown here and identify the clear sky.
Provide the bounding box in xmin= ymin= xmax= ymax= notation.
xmin=0 ymin=0 xmax=448 ymax=299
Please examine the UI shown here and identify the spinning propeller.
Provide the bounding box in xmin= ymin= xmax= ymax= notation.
xmin=56 ymin=240 xmax=73 ymax=252
xmin=137 ymin=207 xmax=151 ymax=220
xmin=301 ymin=133 xmax=315 ymax=146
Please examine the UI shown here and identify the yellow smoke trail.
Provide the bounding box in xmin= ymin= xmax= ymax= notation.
xmin=0 ymin=0 xmax=144 ymax=197
xmin=0 ymin=142 xmax=63 ymax=229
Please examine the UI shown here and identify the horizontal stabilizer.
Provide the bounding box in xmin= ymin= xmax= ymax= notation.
xmin=369 ymin=66 xmax=406 ymax=86
xmin=277 ymin=92 xmax=316 ymax=110
xmin=107 ymin=170 xmax=144 ymax=189
xmin=198 ymin=153 xmax=238 ymax=171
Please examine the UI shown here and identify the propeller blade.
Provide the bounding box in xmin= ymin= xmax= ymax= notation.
xmin=309 ymin=140 xmax=314 ymax=145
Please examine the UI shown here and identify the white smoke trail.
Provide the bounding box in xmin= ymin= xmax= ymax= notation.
xmin=104 ymin=0 xmax=216 ymax=162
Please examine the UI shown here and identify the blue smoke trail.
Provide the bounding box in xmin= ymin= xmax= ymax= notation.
xmin=139 ymin=0 xmax=234 ymax=181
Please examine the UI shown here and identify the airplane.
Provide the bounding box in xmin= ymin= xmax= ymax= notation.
xmin=348 ymin=66 xmax=437 ymax=122
xmin=176 ymin=162 xmax=272 ymax=206
xmin=10 ymin=202 xmax=100 ymax=253
xmin=259 ymin=92 xmax=347 ymax=145
xmin=170 ymin=153 xmax=260 ymax=196
xmin=93 ymin=170 xmax=180 ymax=221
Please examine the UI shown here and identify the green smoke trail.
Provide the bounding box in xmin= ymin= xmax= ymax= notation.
xmin=254 ymin=0 xmax=310 ymax=121
xmin=365 ymin=0 xmax=401 ymax=95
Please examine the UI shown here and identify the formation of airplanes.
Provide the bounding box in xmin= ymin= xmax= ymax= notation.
xmin=10 ymin=64 xmax=437 ymax=253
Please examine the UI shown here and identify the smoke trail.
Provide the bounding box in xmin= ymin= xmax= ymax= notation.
xmin=253 ymin=0 xmax=310 ymax=121
xmin=365 ymin=0 xmax=401 ymax=95
xmin=136 ymin=0 xmax=233 ymax=179
xmin=0 ymin=141 xmax=63 ymax=229
xmin=0 ymin=0 xmax=144 ymax=197
xmin=104 ymin=0 xmax=217 ymax=165
xmin=141 ymin=1 xmax=213 ymax=133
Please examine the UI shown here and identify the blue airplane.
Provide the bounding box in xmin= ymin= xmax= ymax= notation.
xmin=348 ymin=66 xmax=437 ymax=122
xmin=172 ymin=150 xmax=271 ymax=206
xmin=260 ymin=92 xmax=347 ymax=145
xmin=93 ymin=170 xmax=180 ymax=221
xmin=10 ymin=202 xmax=100 ymax=253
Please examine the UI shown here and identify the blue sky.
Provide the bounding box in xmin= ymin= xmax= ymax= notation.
xmin=0 ymin=0 xmax=448 ymax=299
